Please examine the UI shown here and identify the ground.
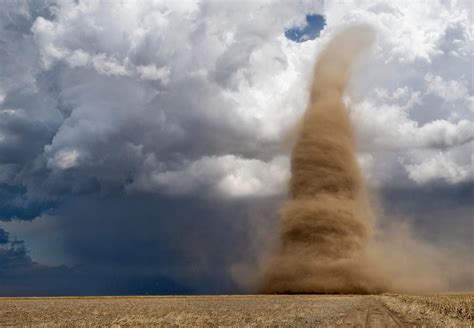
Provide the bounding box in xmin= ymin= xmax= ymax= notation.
xmin=0 ymin=294 xmax=472 ymax=327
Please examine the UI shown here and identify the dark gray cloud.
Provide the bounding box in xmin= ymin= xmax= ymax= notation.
xmin=379 ymin=182 xmax=474 ymax=245
xmin=0 ymin=234 xmax=194 ymax=296
xmin=0 ymin=192 xmax=281 ymax=295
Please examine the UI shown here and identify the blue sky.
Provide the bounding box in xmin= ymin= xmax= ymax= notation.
xmin=285 ymin=14 xmax=326 ymax=42
xmin=0 ymin=1 xmax=472 ymax=295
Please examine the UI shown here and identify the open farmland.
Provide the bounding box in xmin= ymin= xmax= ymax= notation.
xmin=379 ymin=294 xmax=473 ymax=327
xmin=0 ymin=294 xmax=472 ymax=327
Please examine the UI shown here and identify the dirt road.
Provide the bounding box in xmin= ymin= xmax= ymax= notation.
xmin=333 ymin=297 xmax=408 ymax=327
xmin=0 ymin=294 xmax=471 ymax=327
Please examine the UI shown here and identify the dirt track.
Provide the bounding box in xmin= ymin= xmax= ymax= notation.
xmin=335 ymin=297 xmax=409 ymax=327
xmin=0 ymin=294 xmax=471 ymax=327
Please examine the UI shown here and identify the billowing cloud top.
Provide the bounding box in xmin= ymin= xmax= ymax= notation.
xmin=0 ymin=0 xmax=472 ymax=295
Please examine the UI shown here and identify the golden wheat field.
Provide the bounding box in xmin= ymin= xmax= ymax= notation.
xmin=0 ymin=293 xmax=472 ymax=327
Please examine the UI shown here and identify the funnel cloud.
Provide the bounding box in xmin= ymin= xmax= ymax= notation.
xmin=260 ymin=26 xmax=390 ymax=294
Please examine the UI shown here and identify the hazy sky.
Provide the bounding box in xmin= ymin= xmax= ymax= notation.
xmin=0 ymin=0 xmax=472 ymax=295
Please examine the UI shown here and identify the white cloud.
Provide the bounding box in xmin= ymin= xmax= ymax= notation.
xmin=47 ymin=149 xmax=81 ymax=170
xmin=216 ymin=156 xmax=289 ymax=197
xmin=91 ymin=54 xmax=130 ymax=77
xmin=2 ymin=0 xmax=473 ymax=199
xmin=417 ymin=119 xmax=474 ymax=148
xmin=324 ymin=1 xmax=457 ymax=63
xmin=137 ymin=65 xmax=171 ymax=83
xmin=67 ymin=49 xmax=91 ymax=68
xmin=425 ymin=73 xmax=469 ymax=102
xmin=352 ymin=101 xmax=474 ymax=150
xmin=324 ymin=0 xmax=474 ymax=186
xmin=405 ymin=152 xmax=473 ymax=185
xmin=129 ymin=155 xmax=290 ymax=198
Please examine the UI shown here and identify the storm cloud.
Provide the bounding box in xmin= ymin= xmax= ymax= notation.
xmin=0 ymin=0 xmax=472 ymax=295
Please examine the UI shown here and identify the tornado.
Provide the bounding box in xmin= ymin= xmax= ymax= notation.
xmin=260 ymin=25 xmax=389 ymax=294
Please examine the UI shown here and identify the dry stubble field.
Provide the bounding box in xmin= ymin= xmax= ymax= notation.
xmin=0 ymin=294 xmax=472 ymax=327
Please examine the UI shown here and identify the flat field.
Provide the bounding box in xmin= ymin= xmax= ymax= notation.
xmin=0 ymin=294 xmax=472 ymax=327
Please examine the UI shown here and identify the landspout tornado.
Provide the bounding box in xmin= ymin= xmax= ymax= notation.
xmin=260 ymin=25 xmax=388 ymax=294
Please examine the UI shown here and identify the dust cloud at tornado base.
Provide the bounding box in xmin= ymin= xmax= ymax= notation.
xmin=257 ymin=25 xmax=472 ymax=294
